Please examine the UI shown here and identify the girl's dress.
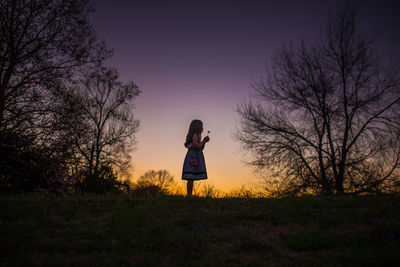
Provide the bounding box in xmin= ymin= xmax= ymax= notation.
xmin=182 ymin=144 xmax=208 ymax=181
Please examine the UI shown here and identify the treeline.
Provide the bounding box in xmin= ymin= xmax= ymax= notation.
xmin=0 ymin=0 xmax=139 ymax=193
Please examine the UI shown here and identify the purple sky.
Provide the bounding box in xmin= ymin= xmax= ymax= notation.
xmin=90 ymin=0 xmax=400 ymax=191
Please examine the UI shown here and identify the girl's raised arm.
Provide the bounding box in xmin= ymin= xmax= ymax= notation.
xmin=191 ymin=134 xmax=209 ymax=149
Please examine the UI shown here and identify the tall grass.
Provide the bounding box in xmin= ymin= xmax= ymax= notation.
xmin=171 ymin=182 xmax=266 ymax=198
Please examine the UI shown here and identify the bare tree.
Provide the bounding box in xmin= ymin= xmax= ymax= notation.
xmin=72 ymin=65 xmax=140 ymax=179
xmin=0 ymin=0 xmax=110 ymax=192
xmin=0 ymin=0 xmax=98 ymax=131
xmin=137 ymin=170 xmax=175 ymax=191
xmin=236 ymin=2 xmax=400 ymax=195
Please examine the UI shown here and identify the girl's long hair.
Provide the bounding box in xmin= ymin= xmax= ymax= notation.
xmin=184 ymin=120 xmax=203 ymax=147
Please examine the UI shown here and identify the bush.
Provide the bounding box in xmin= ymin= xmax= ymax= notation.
xmin=79 ymin=165 xmax=131 ymax=194
xmin=0 ymin=130 xmax=70 ymax=193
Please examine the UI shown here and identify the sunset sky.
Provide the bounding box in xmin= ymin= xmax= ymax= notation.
xmin=90 ymin=0 xmax=400 ymax=192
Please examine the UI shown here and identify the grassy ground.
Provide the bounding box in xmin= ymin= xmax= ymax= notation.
xmin=1 ymin=194 xmax=399 ymax=266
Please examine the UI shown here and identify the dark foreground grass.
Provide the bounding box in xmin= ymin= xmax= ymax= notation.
xmin=1 ymin=194 xmax=399 ymax=266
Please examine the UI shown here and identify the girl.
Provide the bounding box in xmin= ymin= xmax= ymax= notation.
xmin=182 ymin=119 xmax=210 ymax=196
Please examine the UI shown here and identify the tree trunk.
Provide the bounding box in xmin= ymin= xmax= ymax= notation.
xmin=0 ymin=78 xmax=9 ymax=129
xmin=335 ymin=176 xmax=344 ymax=194
xmin=336 ymin=158 xmax=346 ymax=194
xmin=0 ymin=91 xmax=4 ymax=129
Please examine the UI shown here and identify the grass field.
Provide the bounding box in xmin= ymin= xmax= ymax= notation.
xmin=1 ymin=194 xmax=399 ymax=266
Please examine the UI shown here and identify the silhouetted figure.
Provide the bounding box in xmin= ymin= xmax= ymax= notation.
xmin=182 ymin=120 xmax=210 ymax=196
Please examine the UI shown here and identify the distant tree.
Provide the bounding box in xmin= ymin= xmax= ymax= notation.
xmin=72 ymin=65 xmax=140 ymax=182
xmin=0 ymin=0 xmax=99 ymax=131
xmin=236 ymin=2 xmax=400 ymax=195
xmin=137 ymin=170 xmax=175 ymax=192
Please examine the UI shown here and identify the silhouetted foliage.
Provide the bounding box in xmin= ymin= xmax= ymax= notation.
xmin=0 ymin=0 xmax=99 ymax=131
xmin=236 ymin=2 xmax=400 ymax=195
xmin=0 ymin=130 xmax=70 ymax=193
xmin=0 ymin=0 xmax=140 ymax=193
xmin=79 ymin=165 xmax=132 ymax=194
xmin=136 ymin=170 xmax=175 ymax=193
xmin=0 ymin=0 xmax=98 ymax=192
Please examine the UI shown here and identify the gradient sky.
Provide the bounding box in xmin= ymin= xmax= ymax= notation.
xmin=90 ymin=0 xmax=400 ymax=192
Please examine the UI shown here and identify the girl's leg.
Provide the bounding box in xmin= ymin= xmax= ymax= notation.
xmin=187 ymin=180 xmax=194 ymax=196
